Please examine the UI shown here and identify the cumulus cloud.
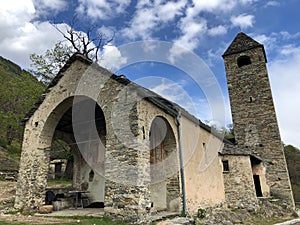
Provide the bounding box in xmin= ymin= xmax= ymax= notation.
xmin=0 ymin=1 xmax=68 ymax=68
xmin=175 ymin=18 xmax=207 ymax=51
xmin=230 ymin=14 xmax=255 ymax=30
xmin=0 ymin=1 xmax=35 ymax=40
xmin=99 ymin=45 xmax=127 ymax=71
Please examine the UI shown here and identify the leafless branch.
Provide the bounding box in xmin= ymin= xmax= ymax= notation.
xmin=52 ymin=20 xmax=114 ymax=62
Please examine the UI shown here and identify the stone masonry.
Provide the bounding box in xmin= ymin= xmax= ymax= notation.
xmin=15 ymin=54 xmax=184 ymax=224
xmin=222 ymin=32 xmax=295 ymax=206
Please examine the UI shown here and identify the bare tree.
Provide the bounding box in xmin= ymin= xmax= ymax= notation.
xmin=52 ymin=19 xmax=114 ymax=62
xmin=30 ymin=19 xmax=114 ymax=84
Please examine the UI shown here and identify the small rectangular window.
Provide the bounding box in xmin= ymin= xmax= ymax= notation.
xmin=222 ymin=160 xmax=229 ymax=172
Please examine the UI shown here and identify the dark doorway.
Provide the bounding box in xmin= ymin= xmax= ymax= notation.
xmin=253 ymin=175 xmax=263 ymax=197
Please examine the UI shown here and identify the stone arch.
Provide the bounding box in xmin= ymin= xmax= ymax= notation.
xmin=149 ymin=116 xmax=181 ymax=212
xmin=237 ymin=55 xmax=252 ymax=67
xmin=15 ymin=95 xmax=107 ymax=209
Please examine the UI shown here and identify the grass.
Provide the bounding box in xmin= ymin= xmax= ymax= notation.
xmin=0 ymin=216 xmax=130 ymax=225
xmin=194 ymin=217 xmax=292 ymax=225
xmin=246 ymin=217 xmax=291 ymax=225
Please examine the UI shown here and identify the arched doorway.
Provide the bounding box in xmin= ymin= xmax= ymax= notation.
xmin=45 ymin=96 xmax=106 ymax=206
xmin=149 ymin=116 xmax=180 ymax=212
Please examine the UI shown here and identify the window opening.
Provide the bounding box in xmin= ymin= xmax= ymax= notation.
xmin=222 ymin=160 xmax=229 ymax=172
xmin=237 ymin=55 xmax=252 ymax=67
xmin=89 ymin=170 xmax=95 ymax=182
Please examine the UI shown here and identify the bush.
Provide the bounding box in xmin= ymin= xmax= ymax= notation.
xmin=197 ymin=208 xmax=206 ymax=218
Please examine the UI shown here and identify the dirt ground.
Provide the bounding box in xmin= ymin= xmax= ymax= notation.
xmin=0 ymin=181 xmax=78 ymax=224
xmin=0 ymin=181 xmax=299 ymax=225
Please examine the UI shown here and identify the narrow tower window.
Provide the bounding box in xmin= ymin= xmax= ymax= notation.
xmin=222 ymin=160 xmax=229 ymax=172
xmin=237 ymin=55 xmax=252 ymax=67
xmin=89 ymin=170 xmax=94 ymax=182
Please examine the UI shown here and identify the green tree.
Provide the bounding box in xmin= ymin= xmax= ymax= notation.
xmin=29 ymin=42 xmax=74 ymax=84
xmin=0 ymin=57 xmax=45 ymax=148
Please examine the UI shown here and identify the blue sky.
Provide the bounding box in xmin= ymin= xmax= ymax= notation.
xmin=0 ymin=0 xmax=300 ymax=149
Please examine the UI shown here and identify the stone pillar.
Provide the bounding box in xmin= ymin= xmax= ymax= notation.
xmin=104 ymin=88 xmax=152 ymax=224
xmin=15 ymin=124 xmax=51 ymax=210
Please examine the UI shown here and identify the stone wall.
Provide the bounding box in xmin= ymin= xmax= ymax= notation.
xmin=137 ymin=98 xmax=181 ymax=213
xmin=222 ymin=155 xmax=258 ymax=208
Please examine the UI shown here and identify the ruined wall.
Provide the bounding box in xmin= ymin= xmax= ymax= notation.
xmin=224 ymin=46 xmax=294 ymax=206
xmin=222 ymin=155 xmax=258 ymax=207
xmin=181 ymin=117 xmax=225 ymax=214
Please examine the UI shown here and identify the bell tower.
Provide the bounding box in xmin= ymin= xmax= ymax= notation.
xmin=222 ymin=32 xmax=294 ymax=206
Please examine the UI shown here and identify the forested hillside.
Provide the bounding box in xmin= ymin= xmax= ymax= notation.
xmin=284 ymin=144 xmax=300 ymax=203
xmin=0 ymin=56 xmax=45 ymax=158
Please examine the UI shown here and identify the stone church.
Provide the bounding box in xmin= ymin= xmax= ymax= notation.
xmin=14 ymin=32 xmax=294 ymax=223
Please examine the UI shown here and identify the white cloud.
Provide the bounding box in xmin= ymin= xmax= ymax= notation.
xmin=268 ymin=46 xmax=300 ymax=149
xmin=252 ymin=33 xmax=277 ymax=50
xmin=265 ymin=1 xmax=280 ymax=7
xmin=156 ymin=0 xmax=187 ymax=22
xmin=279 ymin=31 xmax=300 ymax=40
xmin=122 ymin=7 xmax=157 ymax=40
xmin=208 ymin=25 xmax=227 ymax=36
xmin=76 ymin=0 xmax=130 ymax=20
xmin=0 ymin=21 xmax=67 ymax=69
xmin=122 ymin=0 xmax=187 ymax=40
xmin=32 ymin=0 xmax=67 ymax=15
xmin=175 ymin=18 xmax=207 ymax=50
xmin=280 ymin=44 xmax=300 ymax=56
xmin=192 ymin=0 xmax=237 ymax=13
xmin=0 ymin=1 xmax=69 ymax=68
xmin=99 ymin=45 xmax=127 ymax=71
xmin=172 ymin=0 xmax=256 ymax=52
xmin=98 ymin=26 xmax=115 ymax=39
xmin=230 ymin=14 xmax=255 ymax=30
xmin=0 ymin=0 xmax=35 ymax=40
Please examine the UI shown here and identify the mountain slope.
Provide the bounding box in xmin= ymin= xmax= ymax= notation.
xmin=0 ymin=56 xmax=45 ymax=150
xmin=284 ymin=145 xmax=300 ymax=203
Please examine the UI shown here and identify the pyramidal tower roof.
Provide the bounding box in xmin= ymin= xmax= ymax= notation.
xmin=222 ymin=32 xmax=264 ymax=57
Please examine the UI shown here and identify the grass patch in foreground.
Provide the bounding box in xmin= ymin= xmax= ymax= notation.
xmin=244 ymin=217 xmax=292 ymax=225
xmin=0 ymin=216 xmax=129 ymax=225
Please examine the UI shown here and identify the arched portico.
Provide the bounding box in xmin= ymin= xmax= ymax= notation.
xmin=15 ymin=95 xmax=106 ymax=210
